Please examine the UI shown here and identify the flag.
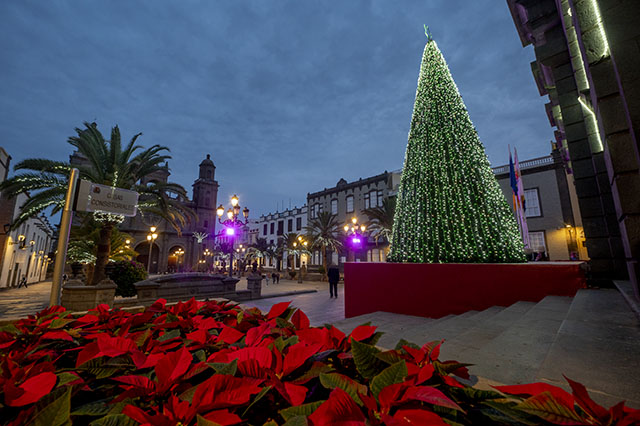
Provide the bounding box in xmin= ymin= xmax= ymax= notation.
xmin=514 ymin=148 xmax=530 ymax=248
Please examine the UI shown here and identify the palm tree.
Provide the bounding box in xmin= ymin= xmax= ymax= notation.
xmin=282 ymin=232 xmax=311 ymax=278
xmin=0 ymin=122 xmax=195 ymax=285
xmin=305 ymin=211 xmax=343 ymax=281
xmin=247 ymin=237 xmax=270 ymax=266
xmin=363 ymin=197 xmax=396 ymax=246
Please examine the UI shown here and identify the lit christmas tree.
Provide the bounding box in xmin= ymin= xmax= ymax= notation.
xmin=387 ymin=30 xmax=526 ymax=264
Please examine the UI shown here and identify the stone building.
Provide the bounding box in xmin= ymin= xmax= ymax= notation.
xmin=70 ymin=152 xmax=220 ymax=273
xmin=0 ymin=147 xmax=54 ymax=288
xmin=306 ymin=171 xmax=401 ymax=266
xmin=493 ymin=151 xmax=588 ymax=261
xmin=254 ymin=205 xmax=308 ymax=269
xmin=507 ymin=0 xmax=640 ymax=294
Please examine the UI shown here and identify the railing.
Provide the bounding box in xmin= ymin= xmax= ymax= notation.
xmin=492 ymin=155 xmax=554 ymax=175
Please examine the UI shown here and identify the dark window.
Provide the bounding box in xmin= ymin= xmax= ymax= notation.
xmin=296 ymin=217 xmax=302 ymax=231
xmin=270 ymin=223 xmax=275 ymax=234
xmin=263 ymin=224 xmax=268 ymax=235
xmin=346 ymin=195 xmax=354 ymax=213
xmin=277 ymin=220 xmax=284 ymax=235
xmin=204 ymin=220 xmax=208 ymax=228
xmin=288 ymin=219 xmax=293 ymax=232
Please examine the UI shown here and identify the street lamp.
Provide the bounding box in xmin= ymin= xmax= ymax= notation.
xmin=344 ymin=217 xmax=366 ymax=262
xmin=174 ymin=248 xmax=185 ymax=272
xmin=146 ymin=227 xmax=159 ymax=274
xmin=292 ymin=235 xmax=309 ymax=283
xmin=216 ymin=194 xmax=249 ymax=277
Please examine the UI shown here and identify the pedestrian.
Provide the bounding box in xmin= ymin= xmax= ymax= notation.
xmin=327 ymin=260 xmax=340 ymax=299
xmin=17 ymin=275 xmax=27 ymax=289
xmin=276 ymin=272 xmax=280 ymax=283
xmin=62 ymin=273 xmax=68 ymax=283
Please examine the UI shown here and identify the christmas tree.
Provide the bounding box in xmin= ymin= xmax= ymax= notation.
xmin=387 ymin=31 xmax=526 ymax=264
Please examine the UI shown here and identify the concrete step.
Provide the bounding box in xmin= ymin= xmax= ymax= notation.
xmin=536 ymin=289 xmax=640 ymax=408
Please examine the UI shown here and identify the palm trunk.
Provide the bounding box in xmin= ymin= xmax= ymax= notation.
xmin=91 ymin=223 xmax=113 ymax=285
xmin=322 ymin=246 xmax=328 ymax=281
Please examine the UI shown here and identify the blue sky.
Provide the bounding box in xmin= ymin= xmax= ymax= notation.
xmin=0 ymin=1 xmax=550 ymax=217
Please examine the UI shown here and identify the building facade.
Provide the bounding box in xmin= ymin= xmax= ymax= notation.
xmin=306 ymin=171 xmax=401 ymax=267
xmin=493 ymin=152 xmax=588 ymax=261
xmin=254 ymin=205 xmax=308 ymax=269
xmin=507 ymin=0 xmax=640 ymax=294
xmin=70 ymin=152 xmax=220 ymax=274
xmin=0 ymin=147 xmax=54 ymax=287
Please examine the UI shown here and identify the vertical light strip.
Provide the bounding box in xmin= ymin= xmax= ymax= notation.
xmin=590 ymin=0 xmax=610 ymax=57
xmin=578 ymin=96 xmax=604 ymax=152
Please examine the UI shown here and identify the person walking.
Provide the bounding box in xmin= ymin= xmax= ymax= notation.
xmin=17 ymin=275 xmax=28 ymax=289
xmin=327 ymin=261 xmax=340 ymax=299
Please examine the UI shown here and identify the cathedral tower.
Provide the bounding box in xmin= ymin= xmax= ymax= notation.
xmin=192 ymin=154 xmax=219 ymax=234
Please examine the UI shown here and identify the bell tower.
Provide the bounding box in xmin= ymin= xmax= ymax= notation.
xmin=192 ymin=154 xmax=219 ymax=233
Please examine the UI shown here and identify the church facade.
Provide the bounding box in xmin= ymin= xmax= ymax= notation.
xmin=70 ymin=152 xmax=219 ymax=273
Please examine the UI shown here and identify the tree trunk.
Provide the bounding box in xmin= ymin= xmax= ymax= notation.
xmin=322 ymin=246 xmax=328 ymax=281
xmin=91 ymin=223 xmax=113 ymax=285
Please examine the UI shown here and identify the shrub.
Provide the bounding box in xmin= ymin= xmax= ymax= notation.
xmin=0 ymin=300 xmax=637 ymax=425
xmin=107 ymin=260 xmax=147 ymax=297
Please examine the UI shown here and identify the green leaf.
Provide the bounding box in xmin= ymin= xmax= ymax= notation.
xmin=179 ymin=385 xmax=197 ymax=403
xmin=207 ymin=358 xmax=238 ymax=376
xmin=197 ymin=414 xmax=221 ymax=425
xmin=351 ymin=339 xmax=385 ymax=379
xmin=157 ymin=328 xmax=181 ymax=342
xmin=283 ymin=416 xmax=308 ymax=426
xmin=56 ymin=372 xmax=80 ymax=387
xmin=242 ymin=385 xmax=272 ymax=417
xmin=89 ymin=414 xmax=138 ymax=426
xmin=516 ymin=391 xmax=583 ymax=424
xmin=319 ymin=373 xmax=367 ymax=405
xmin=370 ymin=361 xmax=408 ymax=398
xmin=394 ymin=338 xmax=419 ymax=350
xmin=71 ymin=400 xmax=110 ymax=416
xmin=279 ymin=400 xmax=325 ymax=421
xmin=50 ymin=318 xmax=75 ymax=329
xmin=0 ymin=323 xmax=19 ymax=334
xmin=376 ymin=350 xmax=402 ymax=365
xmin=193 ymin=349 xmax=206 ymax=362
xmin=369 ymin=331 xmax=384 ymax=346
xmin=450 ymin=386 xmax=504 ymax=402
xmin=134 ymin=328 xmax=151 ymax=347
xmin=31 ymin=386 xmax=71 ymax=426
xmin=292 ymin=362 xmax=334 ymax=384
xmin=482 ymin=401 xmax=541 ymax=425
xmin=263 ymin=421 xmax=278 ymax=426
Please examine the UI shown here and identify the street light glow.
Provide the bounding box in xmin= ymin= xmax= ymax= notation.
xmin=231 ymin=194 xmax=239 ymax=207
xmin=226 ymin=227 xmax=235 ymax=236
xmin=150 ymin=226 xmax=157 ymax=233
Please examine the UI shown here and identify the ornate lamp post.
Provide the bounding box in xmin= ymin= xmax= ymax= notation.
xmin=292 ymin=235 xmax=309 ymax=283
xmin=146 ymin=226 xmax=158 ymax=274
xmin=174 ymin=248 xmax=185 ymax=272
xmin=216 ymin=194 xmax=249 ymax=277
xmin=344 ymin=217 xmax=366 ymax=262
xmin=193 ymin=231 xmax=209 ymax=271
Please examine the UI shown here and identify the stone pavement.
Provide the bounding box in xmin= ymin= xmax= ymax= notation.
xmin=0 ymin=280 xmax=52 ymax=321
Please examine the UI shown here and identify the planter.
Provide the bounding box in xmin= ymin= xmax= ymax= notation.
xmin=60 ymin=279 xmax=117 ymax=312
xmin=344 ymin=261 xmax=587 ymax=319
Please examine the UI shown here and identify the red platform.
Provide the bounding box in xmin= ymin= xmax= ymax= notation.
xmin=344 ymin=262 xmax=587 ymax=319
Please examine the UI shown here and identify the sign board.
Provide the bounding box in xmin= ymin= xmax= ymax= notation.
xmin=75 ymin=179 xmax=139 ymax=217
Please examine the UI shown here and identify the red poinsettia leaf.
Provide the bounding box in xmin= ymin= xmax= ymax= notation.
xmin=451 ymin=365 xmax=470 ymax=380
xmin=349 ymin=325 xmax=377 ymax=342
xmin=359 ymin=391 xmax=378 ymax=412
xmin=7 ymin=372 xmax=57 ymax=407
xmin=75 ymin=342 xmax=101 ymax=367
xmin=327 ymin=326 xmax=347 ymax=347
xmin=267 ymin=301 xmax=291 ymax=320
xmin=228 ymin=346 xmax=273 ymax=370
xmin=516 ymin=391 xmax=583 ymax=425
xmin=237 ymin=359 xmax=268 ymax=379
xmin=417 ymin=364 xmax=435 ymax=384
xmin=608 ymin=401 xmax=626 ymax=423
xmin=203 ymin=409 xmax=242 ymax=425
xmin=193 ymin=375 xmax=262 ymax=411
xmin=113 ymin=375 xmax=156 ymax=391
xmin=296 ymin=328 xmax=331 ymax=350
xmin=378 ymin=383 xmax=408 ymax=409
xmin=284 ymin=382 xmax=308 ymax=406
xmin=309 ymin=388 xmax=366 ymax=425
xmin=392 ymin=408 xmax=449 ymax=425
xmin=155 ymin=347 xmax=192 ymax=387
xmin=402 ymin=346 xmax=425 ymax=365
xmin=619 ymin=408 xmax=640 ymax=426
xmin=97 ymin=334 xmax=138 ymax=357
xmin=283 ymin=343 xmax=323 ymax=377
xmin=138 ymin=352 xmax=165 ymax=369
xmin=404 ymin=386 xmax=464 ymax=411
xmin=40 ymin=330 xmax=73 ymax=341
xmin=186 ymin=329 xmax=209 ymax=345
xmin=246 ymin=323 xmax=272 ymax=347
xmin=564 ymin=375 xmax=609 ymax=421
xmin=426 ymin=340 xmax=443 ymax=361
xmin=494 ymin=382 xmax=575 ymax=408
xmin=218 ymin=326 xmax=244 ymax=345
xmin=291 ymin=309 xmax=310 ymax=330
xmin=441 ymin=375 xmax=464 ymax=388
xmin=123 ymin=404 xmax=158 ymax=424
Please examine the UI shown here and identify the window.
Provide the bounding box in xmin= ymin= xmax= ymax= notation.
xmin=364 ymin=193 xmax=370 ymax=209
xmin=310 ymin=204 xmax=316 ymax=219
xmin=270 ymin=223 xmax=274 ymax=234
xmin=204 ymin=220 xmax=208 ymax=228
xmin=370 ymin=191 xmax=377 ymax=209
xmin=528 ymin=231 xmax=546 ymax=252
xmin=296 ymin=217 xmax=302 ymax=231
xmin=377 ymin=190 xmax=383 ymax=207
xmin=317 ymin=203 xmax=323 ymax=214
xmin=277 ymin=220 xmax=284 ymax=235
xmin=331 ymin=199 xmax=338 ymax=214
xmin=524 ymin=188 xmax=542 ymax=217
xmin=263 ymin=224 xmax=268 ymax=235
xmin=346 ymin=195 xmax=354 ymax=213
xmin=288 ymin=219 xmax=293 ymax=232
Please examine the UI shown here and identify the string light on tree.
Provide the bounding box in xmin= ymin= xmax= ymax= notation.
xmin=388 ymin=27 xmax=526 ymax=264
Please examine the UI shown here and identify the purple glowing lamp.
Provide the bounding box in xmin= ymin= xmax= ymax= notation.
xmin=226 ymin=227 xmax=235 ymax=236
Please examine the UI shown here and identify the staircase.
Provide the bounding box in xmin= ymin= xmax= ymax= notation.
xmin=334 ymin=288 xmax=640 ymax=408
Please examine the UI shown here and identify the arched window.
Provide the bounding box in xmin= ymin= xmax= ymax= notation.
xmin=207 ymin=170 xmax=212 ymax=179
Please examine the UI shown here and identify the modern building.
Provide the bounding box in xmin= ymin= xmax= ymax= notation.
xmin=70 ymin=152 xmax=222 ymax=274
xmin=493 ymin=151 xmax=588 ymax=261
xmin=0 ymin=147 xmax=55 ymax=287
xmin=507 ymin=0 xmax=640 ymax=294
xmin=306 ymin=171 xmax=401 ymax=267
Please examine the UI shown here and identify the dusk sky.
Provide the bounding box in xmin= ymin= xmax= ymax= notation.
xmin=0 ymin=1 xmax=552 ymax=218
